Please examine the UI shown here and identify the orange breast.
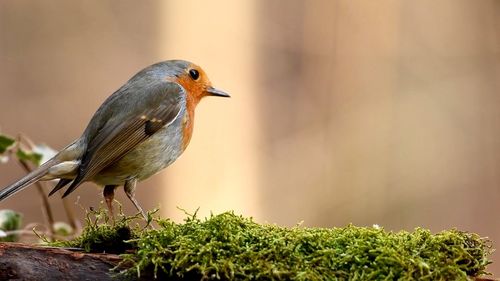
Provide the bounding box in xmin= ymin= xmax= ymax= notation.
xmin=173 ymin=74 xmax=204 ymax=151
xmin=181 ymin=108 xmax=194 ymax=150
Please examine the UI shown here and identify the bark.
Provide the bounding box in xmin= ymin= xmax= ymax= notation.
xmin=0 ymin=242 xmax=152 ymax=281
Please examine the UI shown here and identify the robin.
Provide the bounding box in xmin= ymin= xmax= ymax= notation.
xmin=0 ymin=60 xmax=230 ymax=219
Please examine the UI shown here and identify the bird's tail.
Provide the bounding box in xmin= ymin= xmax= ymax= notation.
xmin=0 ymin=159 xmax=59 ymax=201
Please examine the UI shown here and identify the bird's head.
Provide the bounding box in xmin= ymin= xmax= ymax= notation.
xmin=161 ymin=60 xmax=230 ymax=106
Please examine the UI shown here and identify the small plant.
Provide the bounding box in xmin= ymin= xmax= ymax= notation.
xmin=0 ymin=209 xmax=22 ymax=242
xmin=0 ymin=132 xmax=79 ymax=241
xmin=0 ymin=134 xmax=44 ymax=166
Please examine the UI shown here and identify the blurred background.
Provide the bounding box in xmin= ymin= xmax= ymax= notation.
xmin=1 ymin=0 xmax=499 ymax=275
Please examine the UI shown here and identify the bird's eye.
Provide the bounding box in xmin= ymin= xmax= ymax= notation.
xmin=189 ymin=69 xmax=199 ymax=80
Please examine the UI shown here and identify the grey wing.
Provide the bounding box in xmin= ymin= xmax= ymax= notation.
xmin=62 ymin=82 xmax=185 ymax=197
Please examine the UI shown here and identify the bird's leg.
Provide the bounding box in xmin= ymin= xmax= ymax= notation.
xmin=123 ymin=178 xmax=148 ymax=221
xmin=103 ymin=185 xmax=117 ymax=223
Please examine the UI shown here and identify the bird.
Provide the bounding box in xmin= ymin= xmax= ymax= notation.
xmin=0 ymin=60 xmax=230 ymax=219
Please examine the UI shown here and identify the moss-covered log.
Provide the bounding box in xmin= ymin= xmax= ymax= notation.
xmin=0 ymin=243 xmax=495 ymax=281
xmin=47 ymin=211 xmax=493 ymax=281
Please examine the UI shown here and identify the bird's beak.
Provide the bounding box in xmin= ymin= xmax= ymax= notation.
xmin=206 ymin=86 xmax=230 ymax=98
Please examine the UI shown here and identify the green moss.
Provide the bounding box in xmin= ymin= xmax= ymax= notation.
xmin=54 ymin=209 xmax=492 ymax=280
xmin=52 ymin=208 xmax=139 ymax=254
